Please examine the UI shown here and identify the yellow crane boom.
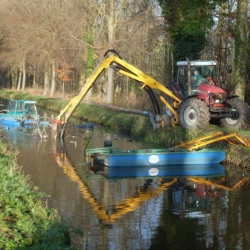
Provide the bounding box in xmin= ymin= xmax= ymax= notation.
xmin=52 ymin=50 xmax=181 ymax=138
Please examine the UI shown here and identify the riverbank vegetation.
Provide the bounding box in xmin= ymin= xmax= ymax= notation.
xmin=0 ymin=139 xmax=73 ymax=249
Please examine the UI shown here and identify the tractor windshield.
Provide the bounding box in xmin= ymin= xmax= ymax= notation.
xmin=177 ymin=63 xmax=217 ymax=86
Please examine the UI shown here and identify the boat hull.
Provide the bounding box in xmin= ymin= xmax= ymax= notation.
xmin=0 ymin=114 xmax=38 ymax=126
xmin=86 ymin=148 xmax=226 ymax=167
xmin=103 ymin=149 xmax=226 ymax=167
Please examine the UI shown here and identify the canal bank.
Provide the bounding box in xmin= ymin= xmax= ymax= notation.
xmin=0 ymin=89 xmax=250 ymax=168
xmin=0 ymin=139 xmax=73 ymax=249
xmin=0 ymin=90 xmax=250 ymax=170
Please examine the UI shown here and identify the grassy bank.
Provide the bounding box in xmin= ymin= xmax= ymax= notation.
xmin=0 ymin=140 xmax=73 ymax=249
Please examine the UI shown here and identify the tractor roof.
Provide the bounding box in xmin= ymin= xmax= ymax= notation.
xmin=177 ymin=61 xmax=217 ymax=66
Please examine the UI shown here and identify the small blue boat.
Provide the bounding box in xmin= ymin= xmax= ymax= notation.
xmin=74 ymin=122 xmax=94 ymax=131
xmin=86 ymin=147 xmax=226 ymax=167
xmin=0 ymin=100 xmax=40 ymax=126
xmin=104 ymin=164 xmax=225 ymax=178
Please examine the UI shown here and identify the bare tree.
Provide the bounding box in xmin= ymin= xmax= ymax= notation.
xmin=0 ymin=0 xmax=169 ymax=110
xmin=89 ymin=0 xmax=168 ymax=107
xmin=233 ymin=0 xmax=248 ymax=99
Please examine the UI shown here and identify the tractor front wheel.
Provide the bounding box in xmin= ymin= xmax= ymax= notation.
xmin=220 ymin=98 xmax=250 ymax=129
xmin=179 ymin=98 xmax=210 ymax=129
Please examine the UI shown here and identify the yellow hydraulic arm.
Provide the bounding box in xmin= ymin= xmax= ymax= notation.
xmin=173 ymin=132 xmax=250 ymax=151
xmin=52 ymin=50 xmax=182 ymax=138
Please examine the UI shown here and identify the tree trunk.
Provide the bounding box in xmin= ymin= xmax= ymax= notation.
xmin=12 ymin=67 xmax=18 ymax=90
xmin=43 ymin=62 xmax=49 ymax=96
xmin=106 ymin=68 xmax=114 ymax=104
xmin=85 ymin=26 xmax=94 ymax=101
xmin=106 ymin=0 xmax=115 ymax=104
xmin=216 ymin=2 xmax=228 ymax=89
xmin=33 ymin=59 xmax=36 ymax=88
xmin=17 ymin=67 xmax=22 ymax=91
xmin=50 ymin=60 xmax=56 ymax=96
xmin=21 ymin=58 xmax=26 ymax=91
xmin=33 ymin=73 xmax=36 ymax=88
xmin=233 ymin=0 xmax=248 ymax=99
xmin=62 ymin=82 xmax=65 ymax=98
xmin=165 ymin=42 xmax=173 ymax=84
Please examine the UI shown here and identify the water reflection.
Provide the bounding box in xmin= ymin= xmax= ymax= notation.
xmin=56 ymin=146 xmax=178 ymax=223
xmin=88 ymin=164 xmax=225 ymax=178
xmin=0 ymin=115 xmax=249 ymax=250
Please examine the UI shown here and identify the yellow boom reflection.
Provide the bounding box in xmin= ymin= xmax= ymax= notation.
xmin=55 ymin=144 xmax=249 ymax=223
xmin=188 ymin=177 xmax=249 ymax=191
xmin=55 ymin=152 xmax=177 ymax=223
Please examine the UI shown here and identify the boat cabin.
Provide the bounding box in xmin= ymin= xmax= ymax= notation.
xmin=6 ymin=100 xmax=38 ymax=115
xmin=0 ymin=100 xmax=39 ymax=126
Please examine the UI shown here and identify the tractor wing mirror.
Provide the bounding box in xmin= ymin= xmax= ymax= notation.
xmin=179 ymin=68 xmax=185 ymax=76
xmin=226 ymin=65 xmax=232 ymax=73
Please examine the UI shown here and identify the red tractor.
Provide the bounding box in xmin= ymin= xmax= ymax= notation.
xmin=52 ymin=50 xmax=250 ymax=138
xmin=164 ymin=60 xmax=250 ymax=130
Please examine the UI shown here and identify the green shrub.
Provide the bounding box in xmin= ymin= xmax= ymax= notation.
xmin=0 ymin=141 xmax=73 ymax=249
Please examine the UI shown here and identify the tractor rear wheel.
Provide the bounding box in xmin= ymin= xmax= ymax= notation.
xmin=220 ymin=98 xmax=250 ymax=129
xmin=179 ymin=98 xmax=210 ymax=129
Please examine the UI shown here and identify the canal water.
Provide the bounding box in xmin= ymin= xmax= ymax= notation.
xmin=0 ymin=107 xmax=250 ymax=250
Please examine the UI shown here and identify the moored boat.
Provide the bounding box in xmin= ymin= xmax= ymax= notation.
xmin=86 ymin=147 xmax=226 ymax=167
xmin=0 ymin=100 xmax=40 ymax=126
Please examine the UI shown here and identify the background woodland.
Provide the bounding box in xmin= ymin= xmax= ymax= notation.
xmin=0 ymin=0 xmax=249 ymax=110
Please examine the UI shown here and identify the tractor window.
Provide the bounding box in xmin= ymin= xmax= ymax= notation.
xmin=194 ymin=66 xmax=217 ymax=82
xmin=177 ymin=67 xmax=188 ymax=84
xmin=177 ymin=64 xmax=218 ymax=95
xmin=191 ymin=66 xmax=217 ymax=85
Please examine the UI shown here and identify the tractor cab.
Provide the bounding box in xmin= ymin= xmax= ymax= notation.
xmin=176 ymin=60 xmax=217 ymax=97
